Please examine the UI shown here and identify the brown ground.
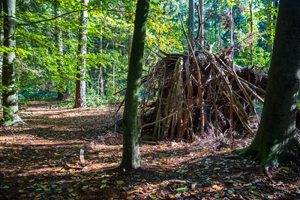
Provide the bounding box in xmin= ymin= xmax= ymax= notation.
xmin=0 ymin=101 xmax=300 ymax=200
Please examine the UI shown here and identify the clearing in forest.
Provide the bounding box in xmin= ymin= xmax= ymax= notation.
xmin=0 ymin=101 xmax=299 ymax=199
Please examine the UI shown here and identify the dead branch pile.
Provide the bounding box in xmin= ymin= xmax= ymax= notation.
xmin=138 ymin=10 xmax=268 ymax=141
xmin=140 ymin=47 xmax=267 ymax=141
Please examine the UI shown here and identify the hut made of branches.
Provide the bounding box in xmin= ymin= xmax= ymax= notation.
xmin=140 ymin=47 xmax=267 ymax=141
xmin=139 ymin=11 xmax=268 ymax=141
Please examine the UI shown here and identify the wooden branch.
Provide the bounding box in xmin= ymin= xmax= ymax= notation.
xmin=230 ymin=60 xmax=256 ymax=114
xmin=241 ymin=82 xmax=264 ymax=103
xmin=179 ymin=13 xmax=205 ymax=135
xmin=239 ymin=77 xmax=266 ymax=94
xmin=141 ymin=105 xmax=194 ymax=129
xmin=139 ymin=140 xmax=158 ymax=144
xmin=159 ymin=49 xmax=188 ymax=58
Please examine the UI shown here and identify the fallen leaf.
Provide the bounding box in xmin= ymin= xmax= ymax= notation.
xmin=116 ymin=180 xmax=124 ymax=185
xmin=176 ymin=187 xmax=189 ymax=193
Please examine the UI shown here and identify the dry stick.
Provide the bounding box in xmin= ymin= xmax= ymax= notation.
xmin=206 ymin=52 xmax=249 ymax=120
xmin=162 ymin=59 xmax=183 ymax=138
xmin=139 ymin=62 xmax=152 ymax=139
xmin=239 ymin=77 xmax=266 ymax=94
xmin=242 ymin=82 xmax=264 ymax=103
xmin=162 ymin=80 xmax=175 ymax=139
xmin=210 ymin=54 xmax=251 ymax=127
xmin=181 ymin=58 xmax=194 ymax=138
xmin=296 ymin=128 xmax=300 ymax=135
xmin=179 ymin=13 xmax=205 ymax=136
xmin=153 ymin=62 xmax=167 ymax=140
xmin=141 ymin=105 xmax=195 ymax=129
xmin=176 ymin=58 xmax=184 ymax=138
xmin=170 ymin=59 xmax=181 ymax=140
xmin=223 ymin=92 xmax=255 ymax=135
xmin=147 ymin=46 xmax=163 ymax=58
xmin=230 ymin=60 xmax=256 ymax=115
xmin=211 ymin=68 xmax=219 ymax=135
xmin=143 ymin=63 xmax=158 ymax=112
xmin=159 ymin=49 xmax=188 ymax=58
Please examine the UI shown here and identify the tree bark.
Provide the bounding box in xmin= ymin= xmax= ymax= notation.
xmin=249 ymin=0 xmax=253 ymax=66
xmin=240 ymin=0 xmax=300 ymax=167
xmin=0 ymin=0 xmax=3 ymax=77
xmin=74 ymin=0 xmax=88 ymax=108
xmin=98 ymin=25 xmax=104 ymax=96
xmin=267 ymin=0 xmax=272 ymax=52
xmin=198 ymin=0 xmax=204 ymax=47
xmin=230 ymin=6 xmax=233 ymax=46
xmin=188 ymin=0 xmax=194 ymax=51
xmin=2 ymin=0 xmax=24 ymax=125
xmin=119 ymin=0 xmax=150 ymax=170
xmin=55 ymin=1 xmax=64 ymax=100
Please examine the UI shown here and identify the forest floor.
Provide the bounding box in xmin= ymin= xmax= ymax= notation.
xmin=0 ymin=100 xmax=300 ymax=200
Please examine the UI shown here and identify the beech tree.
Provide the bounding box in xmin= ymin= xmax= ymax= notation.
xmin=74 ymin=0 xmax=89 ymax=108
xmin=54 ymin=0 xmax=65 ymax=101
xmin=240 ymin=0 xmax=300 ymax=166
xmin=188 ymin=0 xmax=194 ymax=47
xmin=2 ymin=0 xmax=24 ymax=125
xmin=119 ymin=0 xmax=150 ymax=170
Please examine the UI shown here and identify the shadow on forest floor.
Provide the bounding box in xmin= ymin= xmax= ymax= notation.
xmin=0 ymin=100 xmax=300 ymax=199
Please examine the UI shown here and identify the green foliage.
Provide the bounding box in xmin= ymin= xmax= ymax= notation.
xmin=86 ymin=89 xmax=110 ymax=108
xmin=1 ymin=0 xmax=279 ymax=109
xmin=19 ymin=91 xmax=58 ymax=101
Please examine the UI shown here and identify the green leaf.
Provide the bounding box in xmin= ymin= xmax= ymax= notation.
xmin=100 ymin=184 xmax=106 ymax=189
xmin=82 ymin=185 xmax=89 ymax=190
xmin=176 ymin=187 xmax=189 ymax=193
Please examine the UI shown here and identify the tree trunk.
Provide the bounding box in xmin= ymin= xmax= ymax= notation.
xmin=98 ymin=25 xmax=104 ymax=96
xmin=267 ymin=0 xmax=272 ymax=52
xmin=0 ymin=0 xmax=3 ymax=77
xmin=2 ymin=0 xmax=24 ymax=125
xmin=119 ymin=0 xmax=150 ymax=170
xmin=230 ymin=6 xmax=233 ymax=46
xmin=188 ymin=0 xmax=194 ymax=51
xmin=74 ymin=0 xmax=88 ymax=108
xmin=249 ymin=0 xmax=253 ymax=66
xmin=128 ymin=34 xmax=132 ymax=69
xmin=55 ymin=1 xmax=64 ymax=100
xmin=240 ymin=0 xmax=300 ymax=167
xmin=198 ymin=0 xmax=204 ymax=47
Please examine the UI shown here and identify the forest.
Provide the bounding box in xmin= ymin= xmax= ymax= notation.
xmin=0 ymin=0 xmax=300 ymax=199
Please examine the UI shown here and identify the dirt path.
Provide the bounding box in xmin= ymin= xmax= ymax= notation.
xmin=0 ymin=101 xmax=299 ymax=199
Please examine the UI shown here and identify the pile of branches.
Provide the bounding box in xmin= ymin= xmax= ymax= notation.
xmin=138 ymin=11 xmax=268 ymax=141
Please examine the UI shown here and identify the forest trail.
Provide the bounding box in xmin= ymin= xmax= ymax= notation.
xmin=0 ymin=100 xmax=299 ymax=199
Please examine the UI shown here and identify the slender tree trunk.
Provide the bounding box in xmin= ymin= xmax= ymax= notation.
xmin=98 ymin=25 xmax=104 ymax=96
xmin=199 ymin=0 xmax=204 ymax=47
xmin=188 ymin=0 xmax=194 ymax=51
xmin=55 ymin=1 xmax=64 ymax=100
xmin=74 ymin=0 xmax=88 ymax=108
xmin=240 ymin=0 xmax=300 ymax=167
xmin=249 ymin=0 xmax=254 ymax=66
xmin=230 ymin=6 xmax=233 ymax=46
xmin=267 ymin=0 xmax=272 ymax=51
xmin=0 ymin=0 xmax=3 ymax=107
xmin=2 ymin=0 xmax=24 ymax=125
xmin=128 ymin=35 xmax=132 ymax=68
xmin=0 ymin=0 xmax=3 ymax=75
xmin=214 ymin=3 xmax=217 ymax=44
xmin=119 ymin=0 xmax=150 ymax=170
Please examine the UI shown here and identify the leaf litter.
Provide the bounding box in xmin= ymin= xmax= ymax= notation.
xmin=0 ymin=100 xmax=299 ymax=199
